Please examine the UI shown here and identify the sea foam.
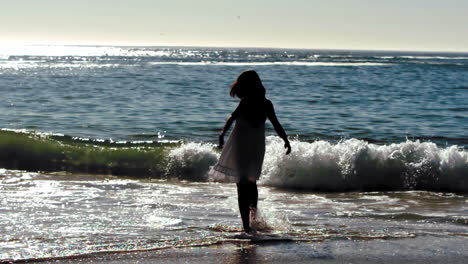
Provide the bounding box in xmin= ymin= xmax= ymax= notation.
xmin=167 ymin=142 xmax=219 ymax=181
xmin=168 ymin=136 xmax=467 ymax=192
xmin=260 ymin=136 xmax=467 ymax=192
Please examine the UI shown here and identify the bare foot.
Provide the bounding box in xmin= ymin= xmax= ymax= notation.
xmin=250 ymin=207 xmax=257 ymax=222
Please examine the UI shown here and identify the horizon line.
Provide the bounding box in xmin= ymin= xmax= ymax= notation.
xmin=1 ymin=41 xmax=468 ymax=54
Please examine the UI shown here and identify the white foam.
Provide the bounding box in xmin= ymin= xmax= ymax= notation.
xmin=250 ymin=207 xmax=292 ymax=232
xmin=400 ymin=56 xmax=468 ymax=60
xmin=147 ymin=215 xmax=183 ymax=229
xmin=0 ymin=61 xmax=124 ymax=70
xmin=148 ymin=61 xmax=389 ymax=67
xmin=164 ymin=137 xmax=467 ymax=191
xmin=167 ymin=142 xmax=219 ymax=181
xmin=260 ymin=136 xmax=468 ymax=192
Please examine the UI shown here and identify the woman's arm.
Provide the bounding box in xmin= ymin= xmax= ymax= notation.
xmin=218 ymin=114 xmax=235 ymax=148
xmin=267 ymin=101 xmax=291 ymax=154
xmin=218 ymin=101 xmax=244 ymax=148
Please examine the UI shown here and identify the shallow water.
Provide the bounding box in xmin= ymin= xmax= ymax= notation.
xmin=1 ymin=170 xmax=466 ymax=262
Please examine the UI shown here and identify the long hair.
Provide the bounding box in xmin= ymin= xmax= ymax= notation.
xmin=230 ymin=70 xmax=266 ymax=99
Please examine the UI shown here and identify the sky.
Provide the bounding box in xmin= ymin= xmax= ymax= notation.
xmin=1 ymin=0 xmax=468 ymax=52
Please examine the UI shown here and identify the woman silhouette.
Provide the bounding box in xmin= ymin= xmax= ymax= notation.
xmin=212 ymin=70 xmax=291 ymax=233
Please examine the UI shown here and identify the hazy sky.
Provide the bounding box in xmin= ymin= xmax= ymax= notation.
xmin=1 ymin=0 xmax=468 ymax=51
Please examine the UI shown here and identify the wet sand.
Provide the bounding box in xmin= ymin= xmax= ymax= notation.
xmin=20 ymin=236 xmax=466 ymax=264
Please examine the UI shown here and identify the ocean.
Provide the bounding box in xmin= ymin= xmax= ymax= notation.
xmin=0 ymin=45 xmax=467 ymax=262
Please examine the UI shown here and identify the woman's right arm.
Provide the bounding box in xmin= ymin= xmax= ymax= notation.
xmin=266 ymin=100 xmax=291 ymax=154
xmin=218 ymin=114 xmax=235 ymax=148
xmin=218 ymin=102 xmax=243 ymax=148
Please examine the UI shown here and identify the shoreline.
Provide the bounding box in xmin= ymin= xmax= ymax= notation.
xmin=4 ymin=235 xmax=467 ymax=264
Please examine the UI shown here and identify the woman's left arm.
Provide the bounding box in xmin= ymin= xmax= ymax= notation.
xmin=266 ymin=100 xmax=291 ymax=154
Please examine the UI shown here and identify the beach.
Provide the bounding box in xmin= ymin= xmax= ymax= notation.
xmin=0 ymin=45 xmax=467 ymax=262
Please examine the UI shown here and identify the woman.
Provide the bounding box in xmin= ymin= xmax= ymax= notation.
xmin=212 ymin=70 xmax=291 ymax=233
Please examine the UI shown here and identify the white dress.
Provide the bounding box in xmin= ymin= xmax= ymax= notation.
xmin=212 ymin=116 xmax=266 ymax=183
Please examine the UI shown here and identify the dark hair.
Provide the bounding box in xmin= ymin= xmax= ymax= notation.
xmin=230 ymin=70 xmax=266 ymax=98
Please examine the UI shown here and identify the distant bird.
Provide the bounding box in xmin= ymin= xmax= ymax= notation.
xmin=237 ymin=16 xmax=241 ymax=20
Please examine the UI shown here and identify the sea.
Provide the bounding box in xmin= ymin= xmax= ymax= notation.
xmin=0 ymin=45 xmax=467 ymax=262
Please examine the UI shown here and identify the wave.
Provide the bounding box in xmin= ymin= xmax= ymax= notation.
xmin=0 ymin=60 xmax=389 ymax=70
xmin=0 ymin=130 xmax=176 ymax=177
xmin=0 ymin=61 xmax=126 ymax=70
xmin=398 ymin=56 xmax=468 ymax=60
xmin=148 ymin=61 xmax=389 ymax=66
xmin=3 ymin=58 xmax=465 ymax=71
xmin=129 ymin=137 xmax=468 ymax=192
xmin=1 ymin=59 xmax=393 ymax=70
xmin=259 ymin=137 xmax=467 ymax=192
xmin=1 ymin=131 xmax=467 ymax=192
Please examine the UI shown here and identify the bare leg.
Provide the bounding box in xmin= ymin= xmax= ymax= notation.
xmin=247 ymin=182 xmax=258 ymax=224
xmin=248 ymin=182 xmax=258 ymax=209
xmin=236 ymin=183 xmax=250 ymax=233
xmin=239 ymin=179 xmax=260 ymax=233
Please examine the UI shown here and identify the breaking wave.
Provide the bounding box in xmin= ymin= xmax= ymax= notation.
xmin=1 ymin=131 xmax=467 ymax=192
xmin=165 ymin=137 xmax=467 ymax=192
xmin=260 ymin=137 xmax=467 ymax=192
